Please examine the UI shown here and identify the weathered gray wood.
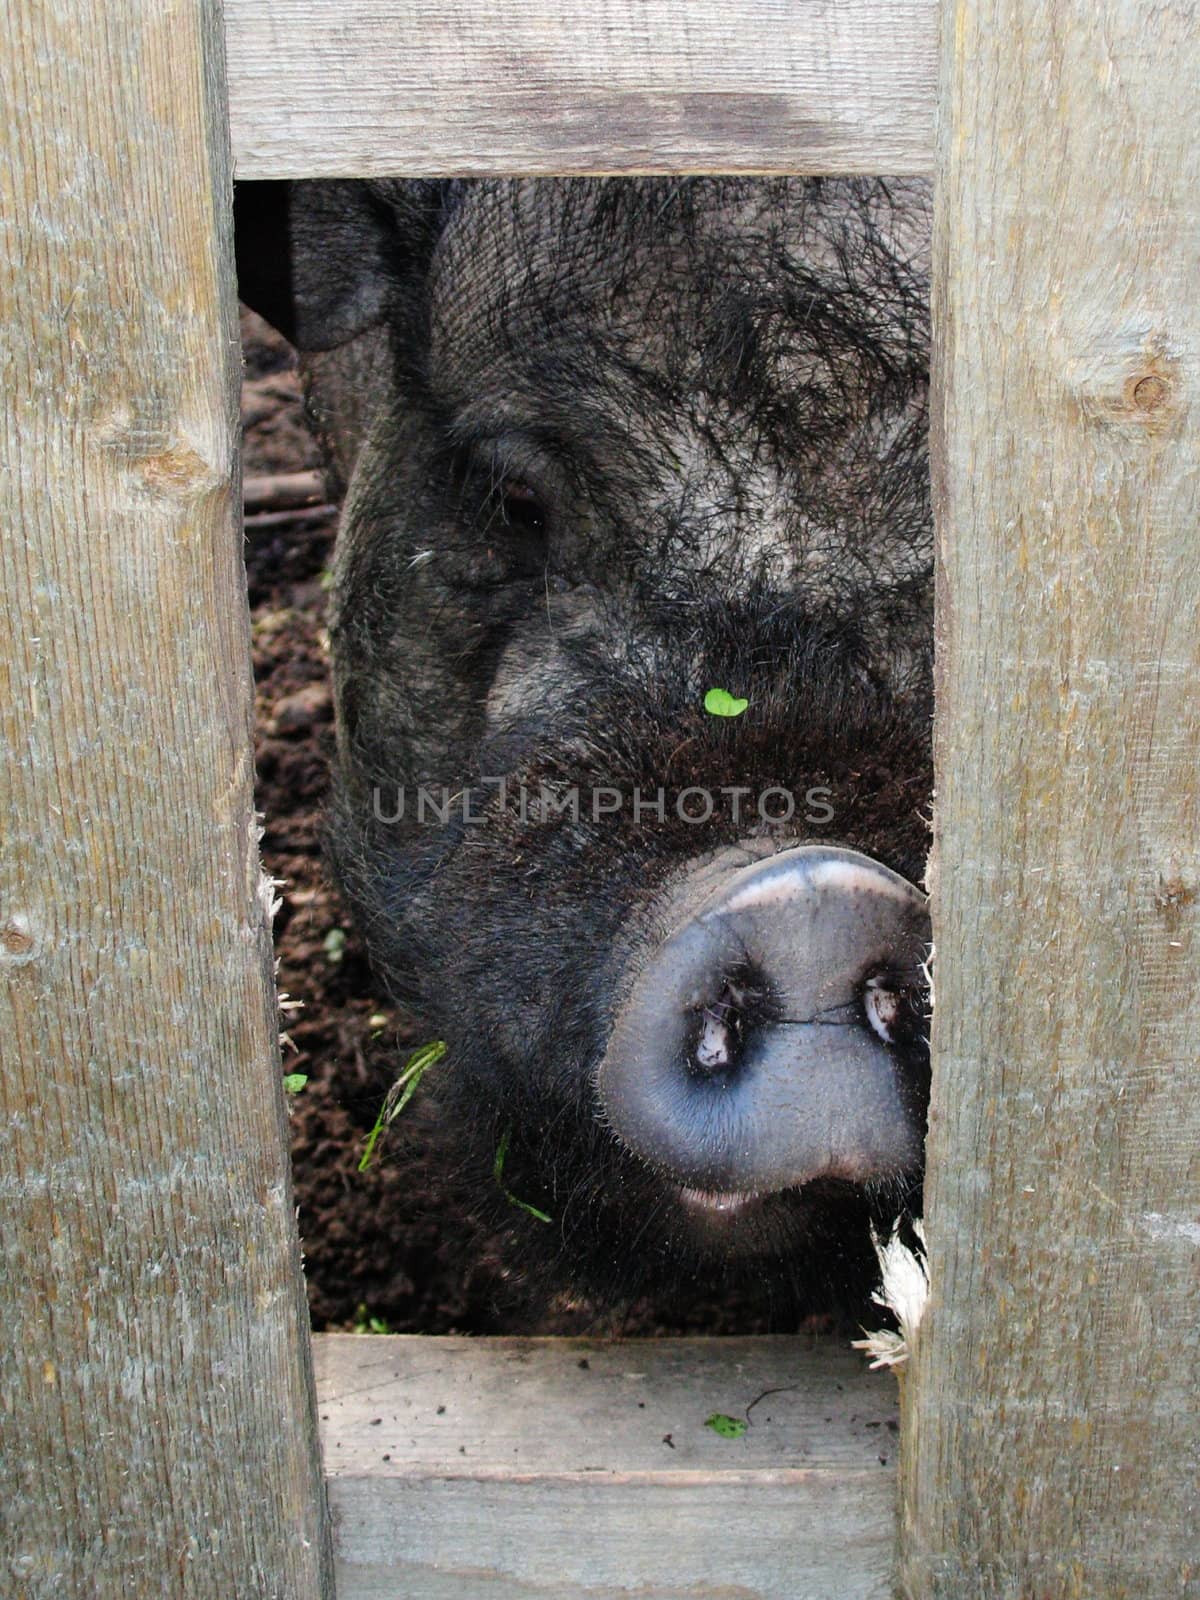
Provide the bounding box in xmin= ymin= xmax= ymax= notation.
xmin=316 ymin=1334 xmax=898 ymax=1598
xmin=902 ymin=1 xmax=1200 ymax=1595
xmin=225 ymin=0 xmax=935 ymax=178
xmin=0 ymin=3 xmax=333 ymax=1595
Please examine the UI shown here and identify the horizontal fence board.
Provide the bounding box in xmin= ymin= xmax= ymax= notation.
xmin=225 ymin=0 xmax=935 ymax=177
xmin=315 ymin=1333 xmax=897 ymax=1598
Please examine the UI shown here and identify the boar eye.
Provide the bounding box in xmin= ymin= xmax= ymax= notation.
xmin=498 ymin=477 xmax=547 ymax=537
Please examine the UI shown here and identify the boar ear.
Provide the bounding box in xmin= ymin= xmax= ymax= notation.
xmin=234 ymin=179 xmax=443 ymax=352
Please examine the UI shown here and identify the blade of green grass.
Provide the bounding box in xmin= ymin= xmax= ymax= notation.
xmin=358 ymin=1039 xmax=447 ymax=1173
xmin=493 ymin=1127 xmax=553 ymax=1223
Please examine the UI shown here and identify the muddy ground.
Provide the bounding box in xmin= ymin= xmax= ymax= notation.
xmin=242 ymin=309 xmax=820 ymax=1338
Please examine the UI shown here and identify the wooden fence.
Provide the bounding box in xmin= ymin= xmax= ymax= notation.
xmin=2 ymin=2 xmax=1195 ymax=1596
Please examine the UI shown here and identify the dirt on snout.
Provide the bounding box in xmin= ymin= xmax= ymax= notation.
xmin=242 ymin=308 xmax=798 ymax=1338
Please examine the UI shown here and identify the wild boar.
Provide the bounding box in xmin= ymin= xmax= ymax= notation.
xmin=237 ymin=177 xmax=933 ymax=1321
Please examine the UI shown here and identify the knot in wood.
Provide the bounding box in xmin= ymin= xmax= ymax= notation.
xmin=1 ymin=916 xmax=36 ymax=958
xmin=1130 ymin=373 xmax=1170 ymax=412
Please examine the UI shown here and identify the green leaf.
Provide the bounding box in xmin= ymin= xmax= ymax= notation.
xmin=358 ymin=1040 xmax=447 ymax=1173
xmin=351 ymin=1302 xmax=392 ymax=1335
xmin=323 ymin=927 xmax=347 ymax=964
xmin=704 ymin=687 xmax=749 ymax=718
xmin=494 ymin=1127 xmax=553 ymax=1224
xmin=705 ymin=1413 xmax=748 ymax=1439
xmin=282 ymin=1073 xmax=308 ymax=1095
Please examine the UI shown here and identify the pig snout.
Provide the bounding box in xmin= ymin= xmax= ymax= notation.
xmin=597 ymin=846 xmax=930 ymax=1207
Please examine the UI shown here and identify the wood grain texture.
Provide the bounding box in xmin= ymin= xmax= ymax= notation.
xmin=0 ymin=3 xmax=333 ymax=1595
xmin=224 ymin=0 xmax=935 ymax=178
xmin=315 ymin=1334 xmax=898 ymax=1598
xmin=902 ymin=1 xmax=1200 ymax=1595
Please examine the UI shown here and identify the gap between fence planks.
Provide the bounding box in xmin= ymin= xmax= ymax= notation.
xmin=224 ymin=0 xmax=936 ymax=178
xmin=901 ymin=1 xmax=1200 ymax=1595
xmin=0 ymin=2 xmax=333 ymax=1594
xmin=243 ymin=468 xmax=326 ymax=511
xmin=314 ymin=1334 xmax=898 ymax=1600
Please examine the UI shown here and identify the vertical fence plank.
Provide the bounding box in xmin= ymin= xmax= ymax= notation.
xmin=0 ymin=3 xmax=333 ymax=1595
xmin=902 ymin=1 xmax=1200 ymax=1595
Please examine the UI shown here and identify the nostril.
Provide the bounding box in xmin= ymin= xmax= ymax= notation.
xmin=689 ymin=973 xmax=767 ymax=1078
xmin=694 ymin=1004 xmax=735 ymax=1072
xmin=863 ymin=971 xmax=928 ymax=1046
xmin=864 ymin=976 xmax=901 ymax=1043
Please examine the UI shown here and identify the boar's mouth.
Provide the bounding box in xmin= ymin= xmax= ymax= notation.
xmin=595 ymin=845 xmax=930 ymax=1209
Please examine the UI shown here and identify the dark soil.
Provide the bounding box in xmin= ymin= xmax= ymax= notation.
xmin=242 ymin=309 xmax=817 ymax=1339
